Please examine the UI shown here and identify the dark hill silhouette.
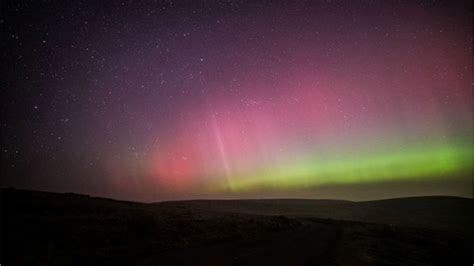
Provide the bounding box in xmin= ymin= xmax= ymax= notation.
xmin=1 ymin=188 xmax=472 ymax=265
xmin=164 ymin=196 xmax=472 ymax=232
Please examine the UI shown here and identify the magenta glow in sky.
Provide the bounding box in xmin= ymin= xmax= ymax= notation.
xmin=1 ymin=0 xmax=472 ymax=201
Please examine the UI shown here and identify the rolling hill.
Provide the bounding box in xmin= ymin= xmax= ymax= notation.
xmin=1 ymin=188 xmax=472 ymax=265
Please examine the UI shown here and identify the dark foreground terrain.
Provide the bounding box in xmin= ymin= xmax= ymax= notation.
xmin=1 ymin=188 xmax=472 ymax=265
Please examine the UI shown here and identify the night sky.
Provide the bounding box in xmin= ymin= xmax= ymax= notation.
xmin=1 ymin=0 xmax=472 ymax=201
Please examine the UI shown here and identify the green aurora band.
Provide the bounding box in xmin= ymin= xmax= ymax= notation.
xmin=209 ymin=142 xmax=473 ymax=192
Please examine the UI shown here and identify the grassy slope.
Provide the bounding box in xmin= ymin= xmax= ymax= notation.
xmin=2 ymin=188 xmax=472 ymax=265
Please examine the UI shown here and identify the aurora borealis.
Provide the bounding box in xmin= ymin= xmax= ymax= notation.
xmin=1 ymin=0 xmax=472 ymax=201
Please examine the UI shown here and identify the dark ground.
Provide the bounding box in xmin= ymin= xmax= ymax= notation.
xmin=1 ymin=188 xmax=472 ymax=265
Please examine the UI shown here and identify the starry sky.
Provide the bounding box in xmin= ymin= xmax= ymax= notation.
xmin=1 ymin=0 xmax=472 ymax=201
